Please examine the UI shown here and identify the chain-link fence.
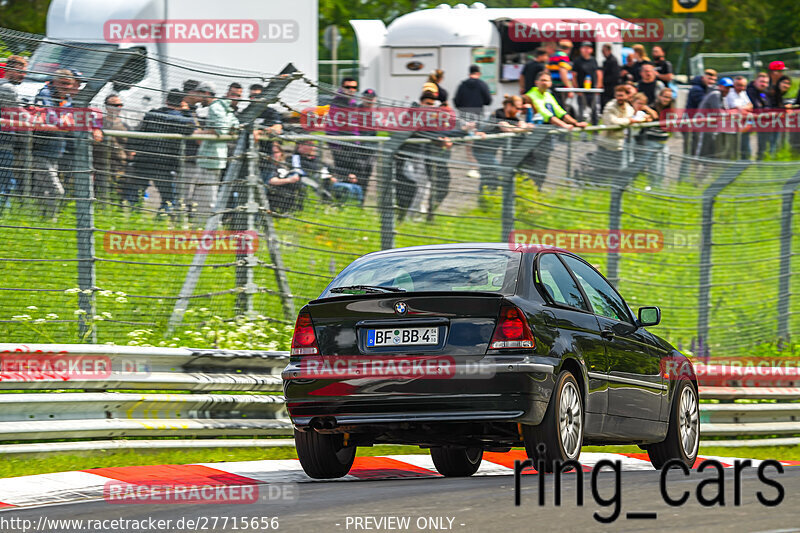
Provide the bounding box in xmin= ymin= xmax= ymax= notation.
xmin=1 ymin=27 xmax=800 ymax=358
xmin=691 ymin=46 xmax=800 ymax=80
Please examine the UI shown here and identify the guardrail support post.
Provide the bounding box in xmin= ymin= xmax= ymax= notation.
xmin=697 ymin=162 xmax=750 ymax=359
xmin=777 ymin=170 xmax=800 ymax=340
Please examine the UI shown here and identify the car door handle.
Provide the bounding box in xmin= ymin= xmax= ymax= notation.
xmin=600 ymin=328 xmax=614 ymax=340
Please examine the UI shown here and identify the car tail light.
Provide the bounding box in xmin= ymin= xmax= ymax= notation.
xmin=291 ymin=312 xmax=319 ymax=356
xmin=489 ymin=305 xmax=534 ymax=350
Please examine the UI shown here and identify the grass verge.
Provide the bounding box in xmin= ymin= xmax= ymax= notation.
xmin=3 ymin=444 xmax=798 ymax=479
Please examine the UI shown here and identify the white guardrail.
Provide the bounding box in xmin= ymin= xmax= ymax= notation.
xmin=0 ymin=344 xmax=797 ymax=452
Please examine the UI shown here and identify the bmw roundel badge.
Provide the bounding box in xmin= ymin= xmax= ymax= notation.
xmin=394 ymin=301 xmax=408 ymax=315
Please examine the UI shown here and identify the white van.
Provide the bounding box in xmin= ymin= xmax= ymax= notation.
xmin=351 ymin=4 xmax=628 ymax=104
xmin=17 ymin=0 xmax=318 ymax=114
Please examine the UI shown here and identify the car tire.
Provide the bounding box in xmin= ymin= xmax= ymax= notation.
xmin=294 ymin=429 xmax=356 ymax=479
xmin=523 ymin=370 xmax=583 ymax=472
xmin=430 ymin=446 xmax=483 ymax=477
xmin=647 ymin=380 xmax=699 ymax=470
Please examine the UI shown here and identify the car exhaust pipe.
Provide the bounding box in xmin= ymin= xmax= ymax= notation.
xmin=309 ymin=417 xmax=338 ymax=430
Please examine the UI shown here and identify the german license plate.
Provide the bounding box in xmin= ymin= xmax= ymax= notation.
xmin=366 ymin=327 xmax=439 ymax=347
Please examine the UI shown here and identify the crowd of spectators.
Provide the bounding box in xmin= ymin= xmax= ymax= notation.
xmin=1 ymin=43 xmax=799 ymax=222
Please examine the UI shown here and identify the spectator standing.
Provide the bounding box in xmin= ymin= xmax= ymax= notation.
xmin=767 ymin=61 xmax=788 ymax=90
xmin=597 ymin=85 xmax=642 ymax=173
xmin=519 ymin=48 xmax=548 ymax=95
xmin=628 ymin=44 xmax=650 ymax=83
xmin=423 ymin=70 xmax=448 ymax=105
xmin=453 ymin=65 xmax=492 ymax=119
xmin=765 ymin=75 xmax=793 ymax=157
xmin=546 ymin=40 xmax=574 ymax=108
xmin=651 ymin=46 xmax=674 ymax=84
xmin=127 ymin=89 xmax=196 ymax=211
xmin=225 ymin=82 xmax=244 ymax=113
xmin=194 ymin=81 xmax=239 ymax=218
xmin=647 ymin=87 xmax=675 ymax=177
xmin=572 ymin=42 xmax=603 ymax=123
xmin=601 ymin=44 xmax=621 ymax=108
xmin=32 ymin=69 xmax=75 ymax=218
xmin=0 ymin=55 xmax=27 ymax=210
xmin=92 ymin=93 xmax=129 ymax=202
xmin=179 ymin=79 xmax=204 ymax=200
xmin=684 ymin=68 xmax=717 ymax=157
xmin=696 ymin=77 xmax=734 ymax=159
xmin=726 ymin=76 xmax=753 ymax=159
xmin=327 ymin=78 xmax=362 ymax=187
xmin=746 ymin=72 xmax=770 ymax=159
xmin=636 ymin=63 xmax=665 ymax=106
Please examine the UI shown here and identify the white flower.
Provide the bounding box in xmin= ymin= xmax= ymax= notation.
xmin=46 ymin=313 xmax=59 ymax=320
xmin=33 ymin=318 xmax=46 ymax=324
xmin=64 ymin=288 xmax=81 ymax=294
xmin=115 ymin=297 xmax=128 ymax=303
xmin=74 ymin=309 xmax=87 ymax=316
xmin=115 ymin=291 xmax=126 ymax=297
xmin=26 ymin=305 xmax=38 ymax=310
xmin=12 ymin=314 xmax=31 ymax=321
xmin=93 ymin=315 xmax=104 ymax=321
xmin=82 ymin=289 xmax=93 ymax=295
xmin=101 ymin=312 xmax=113 ymax=319
xmin=99 ymin=290 xmax=113 ymax=297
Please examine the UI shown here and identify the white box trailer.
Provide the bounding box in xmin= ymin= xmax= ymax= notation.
xmin=17 ymin=0 xmax=318 ymax=112
xmin=351 ymin=4 xmax=628 ymax=105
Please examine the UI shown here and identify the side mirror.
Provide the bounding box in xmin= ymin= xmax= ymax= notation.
xmin=638 ymin=306 xmax=661 ymax=327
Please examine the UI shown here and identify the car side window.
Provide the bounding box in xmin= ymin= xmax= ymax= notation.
xmin=562 ymin=255 xmax=632 ymax=323
xmin=537 ymin=254 xmax=589 ymax=311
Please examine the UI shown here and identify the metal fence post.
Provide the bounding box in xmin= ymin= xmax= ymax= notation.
xmin=22 ymin=130 xmax=33 ymax=203
xmin=168 ymin=65 xmax=299 ymax=332
xmin=379 ymin=131 xmax=414 ymax=250
xmin=70 ymin=50 xmax=132 ymax=342
xmin=606 ymin=140 xmax=656 ymax=286
xmin=500 ymin=129 xmax=549 ymax=242
xmin=697 ymin=162 xmax=750 ymax=358
xmin=777 ymin=170 xmax=800 ymax=340
xmin=74 ymin=131 xmax=96 ymax=342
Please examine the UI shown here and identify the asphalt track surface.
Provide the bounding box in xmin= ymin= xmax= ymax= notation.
xmin=3 ymin=466 xmax=799 ymax=533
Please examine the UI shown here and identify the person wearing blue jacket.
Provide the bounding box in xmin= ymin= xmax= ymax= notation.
xmin=684 ymin=69 xmax=717 ymax=156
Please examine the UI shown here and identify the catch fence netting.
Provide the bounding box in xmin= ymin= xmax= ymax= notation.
xmin=1 ymin=26 xmax=799 ymax=357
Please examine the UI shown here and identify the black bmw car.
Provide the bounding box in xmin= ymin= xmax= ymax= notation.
xmin=282 ymin=243 xmax=699 ymax=478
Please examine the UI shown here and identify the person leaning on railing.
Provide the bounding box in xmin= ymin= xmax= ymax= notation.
xmin=525 ymin=71 xmax=588 ymax=131
xmin=592 ymin=84 xmax=644 ymax=180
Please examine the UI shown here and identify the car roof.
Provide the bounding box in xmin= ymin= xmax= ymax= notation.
xmin=362 ymin=242 xmax=572 ymax=256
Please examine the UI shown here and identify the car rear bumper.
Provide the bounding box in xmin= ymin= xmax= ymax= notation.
xmin=282 ymin=356 xmax=557 ymax=428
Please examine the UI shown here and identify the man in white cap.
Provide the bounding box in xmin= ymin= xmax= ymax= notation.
xmin=192 ymin=81 xmax=239 ymax=220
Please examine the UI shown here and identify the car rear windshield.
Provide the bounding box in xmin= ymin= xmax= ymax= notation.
xmin=322 ymin=250 xmax=521 ymax=297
